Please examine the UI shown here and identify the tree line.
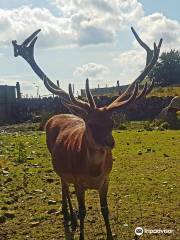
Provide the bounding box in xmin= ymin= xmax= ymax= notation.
xmin=148 ymin=49 xmax=180 ymax=87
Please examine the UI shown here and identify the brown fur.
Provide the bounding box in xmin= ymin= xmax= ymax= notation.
xmin=45 ymin=114 xmax=113 ymax=190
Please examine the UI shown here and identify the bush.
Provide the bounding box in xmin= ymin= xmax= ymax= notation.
xmin=144 ymin=121 xmax=153 ymax=131
xmin=39 ymin=112 xmax=55 ymax=131
xmin=16 ymin=142 xmax=27 ymax=164
xmin=112 ymin=112 xmax=126 ymax=129
xmin=118 ymin=124 xmax=127 ymax=130
xmin=160 ymin=122 xmax=170 ymax=129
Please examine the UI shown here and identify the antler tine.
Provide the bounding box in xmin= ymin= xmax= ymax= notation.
xmin=145 ymin=79 xmax=155 ymax=95
xmin=112 ymin=36 xmax=162 ymax=104
xmin=22 ymin=29 xmax=41 ymax=46
xmin=43 ymin=76 xmax=71 ymax=101
xmin=131 ymin=27 xmax=153 ymax=67
xmin=12 ymin=29 xmax=41 ymax=58
xmin=107 ymin=83 xmax=139 ymax=110
xmin=105 ymin=28 xmax=162 ymax=112
xmin=136 ymin=79 xmax=155 ymax=101
xmin=131 ymin=27 xmax=163 ymax=66
xmin=69 ymin=83 xmax=90 ymax=111
xmin=158 ymin=38 xmax=163 ymax=49
xmin=85 ymin=79 xmax=96 ymax=109
xmin=136 ymin=83 xmax=148 ymax=101
xmin=13 ymin=29 xmax=70 ymax=100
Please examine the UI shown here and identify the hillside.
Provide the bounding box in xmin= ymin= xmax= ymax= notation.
xmin=148 ymin=86 xmax=180 ymax=97
xmin=0 ymin=128 xmax=179 ymax=239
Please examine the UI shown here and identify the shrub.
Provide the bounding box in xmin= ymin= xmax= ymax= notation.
xmin=112 ymin=113 xmax=126 ymax=129
xmin=16 ymin=142 xmax=27 ymax=164
xmin=39 ymin=112 xmax=55 ymax=131
xmin=160 ymin=121 xmax=170 ymax=129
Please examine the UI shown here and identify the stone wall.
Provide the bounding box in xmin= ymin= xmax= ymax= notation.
xmin=0 ymin=95 xmax=174 ymax=125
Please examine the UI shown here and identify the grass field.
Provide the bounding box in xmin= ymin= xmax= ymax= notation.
xmin=103 ymin=86 xmax=180 ymax=98
xmin=0 ymin=126 xmax=179 ymax=240
xmin=148 ymin=86 xmax=180 ymax=97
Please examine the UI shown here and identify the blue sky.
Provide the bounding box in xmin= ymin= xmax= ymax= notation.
xmin=0 ymin=0 xmax=179 ymax=97
xmin=140 ymin=0 xmax=180 ymax=21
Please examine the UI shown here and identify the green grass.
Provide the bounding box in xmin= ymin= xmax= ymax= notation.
xmin=99 ymin=86 xmax=180 ymax=98
xmin=149 ymin=86 xmax=180 ymax=97
xmin=0 ymin=128 xmax=179 ymax=240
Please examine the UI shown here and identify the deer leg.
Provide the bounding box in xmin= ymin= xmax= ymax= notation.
xmin=99 ymin=180 xmax=113 ymax=240
xmin=75 ymin=186 xmax=86 ymax=240
xmin=61 ymin=180 xmax=70 ymax=223
xmin=66 ymin=189 xmax=78 ymax=231
xmin=62 ymin=180 xmax=78 ymax=230
xmin=61 ymin=180 xmax=78 ymax=230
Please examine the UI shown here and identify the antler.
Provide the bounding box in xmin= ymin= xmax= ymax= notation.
xmin=85 ymin=79 xmax=96 ymax=109
xmin=131 ymin=27 xmax=154 ymax=67
xmin=12 ymin=30 xmax=70 ymax=102
xmin=106 ymin=83 xmax=139 ymax=110
xmin=13 ymin=28 xmax=162 ymax=114
xmin=106 ymin=28 xmax=162 ymax=111
xmin=44 ymin=76 xmax=96 ymax=111
xmin=68 ymin=83 xmax=90 ymax=111
xmin=12 ymin=30 xmax=98 ymax=108
xmin=130 ymin=27 xmax=161 ymax=101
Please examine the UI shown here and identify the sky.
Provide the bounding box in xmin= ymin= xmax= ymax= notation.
xmin=0 ymin=0 xmax=180 ymax=97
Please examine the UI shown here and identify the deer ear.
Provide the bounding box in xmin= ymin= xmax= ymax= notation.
xmin=61 ymin=100 xmax=88 ymax=120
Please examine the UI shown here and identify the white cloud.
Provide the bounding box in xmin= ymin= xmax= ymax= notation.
xmin=0 ymin=73 xmax=46 ymax=97
xmin=114 ymin=50 xmax=145 ymax=73
xmin=53 ymin=0 xmax=144 ymax=45
xmin=113 ymin=49 xmax=146 ymax=84
xmin=137 ymin=13 xmax=180 ymax=50
xmin=0 ymin=1 xmax=179 ymax=51
xmin=53 ymin=0 xmax=144 ymax=20
xmin=0 ymin=0 xmax=144 ymax=48
xmin=74 ymin=62 xmax=110 ymax=79
xmin=0 ymin=6 xmax=75 ymax=48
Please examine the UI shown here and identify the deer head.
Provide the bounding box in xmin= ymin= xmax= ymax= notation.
xmin=13 ymin=28 xmax=162 ymax=148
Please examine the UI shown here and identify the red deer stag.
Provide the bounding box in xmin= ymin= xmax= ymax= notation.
xmin=12 ymin=28 xmax=162 ymax=240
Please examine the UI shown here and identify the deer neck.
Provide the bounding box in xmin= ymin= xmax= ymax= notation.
xmin=84 ymin=126 xmax=110 ymax=166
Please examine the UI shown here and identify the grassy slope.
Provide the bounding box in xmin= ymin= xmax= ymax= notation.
xmin=148 ymin=86 xmax=180 ymax=97
xmin=0 ymin=130 xmax=179 ymax=240
xmin=102 ymin=86 xmax=180 ymax=98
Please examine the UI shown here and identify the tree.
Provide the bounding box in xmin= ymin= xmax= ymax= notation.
xmin=148 ymin=50 xmax=180 ymax=86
